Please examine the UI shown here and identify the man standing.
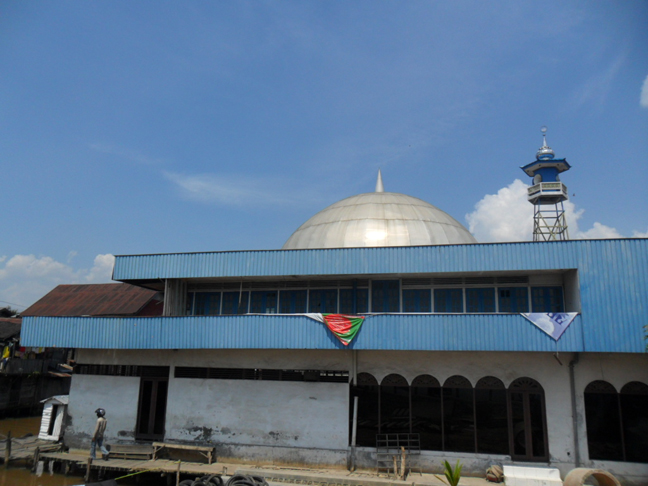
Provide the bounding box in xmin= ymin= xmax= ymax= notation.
xmin=91 ymin=408 xmax=109 ymax=461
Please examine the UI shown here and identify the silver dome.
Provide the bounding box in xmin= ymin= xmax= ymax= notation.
xmin=283 ymin=173 xmax=477 ymax=249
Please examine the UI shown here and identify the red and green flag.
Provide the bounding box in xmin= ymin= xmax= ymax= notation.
xmin=307 ymin=313 xmax=365 ymax=346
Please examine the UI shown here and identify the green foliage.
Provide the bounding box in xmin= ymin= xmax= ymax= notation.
xmin=443 ymin=460 xmax=463 ymax=486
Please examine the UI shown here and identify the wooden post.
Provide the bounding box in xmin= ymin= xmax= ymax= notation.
xmin=175 ymin=460 xmax=181 ymax=486
xmin=392 ymin=455 xmax=398 ymax=479
xmin=400 ymin=446 xmax=407 ymax=481
xmin=4 ymin=431 xmax=11 ymax=468
xmin=32 ymin=446 xmax=40 ymax=472
xmin=85 ymin=457 xmax=92 ymax=482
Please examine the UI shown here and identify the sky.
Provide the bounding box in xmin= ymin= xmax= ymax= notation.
xmin=1 ymin=1 xmax=647 ymax=311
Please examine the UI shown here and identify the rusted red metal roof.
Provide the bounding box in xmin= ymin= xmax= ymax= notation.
xmin=22 ymin=283 xmax=161 ymax=317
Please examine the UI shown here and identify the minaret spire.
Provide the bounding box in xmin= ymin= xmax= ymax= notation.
xmin=375 ymin=169 xmax=384 ymax=193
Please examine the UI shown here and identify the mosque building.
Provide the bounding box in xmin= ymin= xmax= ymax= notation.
xmin=21 ymin=136 xmax=648 ymax=483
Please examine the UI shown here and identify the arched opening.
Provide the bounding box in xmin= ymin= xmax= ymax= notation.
xmin=508 ymin=377 xmax=548 ymax=461
xmin=443 ymin=375 xmax=474 ymax=452
xmin=584 ymin=381 xmax=622 ymax=461
xmin=619 ymin=381 xmax=648 ymax=463
xmin=475 ymin=376 xmax=508 ymax=454
xmin=411 ymin=375 xmax=442 ymax=451
xmin=352 ymin=372 xmax=379 ymax=447
xmin=380 ymin=374 xmax=410 ymax=435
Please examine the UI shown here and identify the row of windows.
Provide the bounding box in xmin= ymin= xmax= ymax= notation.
xmin=187 ymin=282 xmax=564 ymax=315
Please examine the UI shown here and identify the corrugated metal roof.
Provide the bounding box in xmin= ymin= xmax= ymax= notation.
xmin=22 ymin=283 xmax=161 ymax=317
xmin=113 ymin=239 xmax=642 ymax=281
xmin=21 ymin=313 xmax=587 ymax=352
xmin=0 ymin=318 xmax=21 ymax=340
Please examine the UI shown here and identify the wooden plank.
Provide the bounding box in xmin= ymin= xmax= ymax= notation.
xmin=152 ymin=442 xmax=214 ymax=452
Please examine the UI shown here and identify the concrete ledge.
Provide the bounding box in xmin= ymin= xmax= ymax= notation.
xmin=503 ymin=465 xmax=562 ymax=486
xmin=236 ymin=466 xmax=414 ymax=486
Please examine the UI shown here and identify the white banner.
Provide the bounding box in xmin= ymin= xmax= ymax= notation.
xmin=521 ymin=312 xmax=578 ymax=341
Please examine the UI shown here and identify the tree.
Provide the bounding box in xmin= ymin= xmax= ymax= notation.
xmin=0 ymin=307 xmax=19 ymax=318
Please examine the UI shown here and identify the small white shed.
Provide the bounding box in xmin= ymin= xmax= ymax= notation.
xmin=39 ymin=395 xmax=69 ymax=441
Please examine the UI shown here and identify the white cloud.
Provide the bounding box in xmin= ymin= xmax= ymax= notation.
xmin=0 ymin=254 xmax=115 ymax=311
xmin=163 ymin=171 xmax=309 ymax=207
xmin=641 ymin=74 xmax=648 ymax=108
xmin=633 ymin=229 xmax=648 ymax=238
xmin=571 ymin=54 xmax=625 ymax=110
xmin=466 ymin=179 xmax=629 ymax=242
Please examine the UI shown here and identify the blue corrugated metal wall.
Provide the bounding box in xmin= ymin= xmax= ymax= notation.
xmin=22 ymin=239 xmax=648 ymax=353
xmin=22 ymin=314 xmax=586 ymax=352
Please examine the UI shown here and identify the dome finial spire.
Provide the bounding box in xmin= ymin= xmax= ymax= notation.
xmin=375 ymin=169 xmax=384 ymax=193
xmin=536 ymin=126 xmax=555 ymax=160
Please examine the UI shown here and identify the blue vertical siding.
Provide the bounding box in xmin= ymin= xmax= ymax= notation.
xmin=24 ymin=239 xmax=648 ymax=353
xmin=21 ymin=314 xmax=586 ymax=352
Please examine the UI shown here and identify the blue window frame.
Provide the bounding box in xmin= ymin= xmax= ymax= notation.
xmin=498 ymin=287 xmax=529 ymax=313
xmin=222 ymin=291 xmax=249 ymax=315
xmin=190 ymin=292 xmax=221 ymax=315
xmin=250 ymin=291 xmax=278 ymax=314
xmin=339 ymin=288 xmax=369 ymax=314
xmin=466 ymin=288 xmax=495 ymax=313
xmin=279 ymin=290 xmax=307 ymax=313
xmin=309 ymin=289 xmax=338 ymax=313
xmin=531 ymin=287 xmax=564 ymax=313
xmin=403 ymin=289 xmax=432 ymax=312
xmin=434 ymin=288 xmax=463 ymax=313
xmin=372 ymin=280 xmax=400 ymax=312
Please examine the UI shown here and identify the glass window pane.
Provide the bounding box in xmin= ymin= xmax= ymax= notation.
xmin=194 ymin=292 xmax=221 ymax=316
xmin=403 ymin=289 xmax=432 ymax=312
xmin=434 ymin=289 xmax=463 ymax=313
xmin=498 ymin=287 xmax=529 ymax=313
xmin=251 ymin=291 xmax=278 ymax=314
xmin=372 ymin=280 xmax=400 ymax=312
xmin=309 ymin=289 xmax=338 ymax=313
xmin=279 ymin=290 xmax=307 ymax=313
xmin=531 ymin=287 xmax=564 ymax=313
xmin=466 ymin=288 xmax=495 ymax=313
xmin=222 ymin=291 xmax=249 ymax=315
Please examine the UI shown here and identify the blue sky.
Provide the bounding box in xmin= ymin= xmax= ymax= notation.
xmin=1 ymin=1 xmax=647 ymax=310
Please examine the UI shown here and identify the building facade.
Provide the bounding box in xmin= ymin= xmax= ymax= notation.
xmin=21 ymin=238 xmax=648 ymax=483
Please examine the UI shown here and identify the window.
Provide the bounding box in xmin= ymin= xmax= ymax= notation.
xmin=508 ymin=377 xmax=548 ymax=461
xmin=466 ymin=288 xmax=495 ymax=313
xmin=434 ymin=289 xmax=463 ymax=313
xmin=221 ymin=291 xmax=249 ymax=315
xmin=279 ymin=290 xmax=307 ymax=313
xmin=372 ymin=280 xmax=400 ymax=312
xmin=250 ymin=291 xmax=278 ymax=314
xmin=192 ymin=292 xmax=221 ymax=315
xmin=498 ymin=287 xmax=529 ymax=313
xmin=403 ymin=289 xmax=432 ymax=312
xmin=309 ymin=289 xmax=337 ymax=313
xmin=339 ymin=288 xmax=369 ymax=314
xmin=531 ymin=287 xmax=564 ymax=313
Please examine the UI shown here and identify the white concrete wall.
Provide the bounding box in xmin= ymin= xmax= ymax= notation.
xmin=68 ymin=348 xmax=648 ymax=483
xmin=64 ymin=373 xmax=140 ymax=448
xmin=165 ymin=378 xmax=348 ymax=450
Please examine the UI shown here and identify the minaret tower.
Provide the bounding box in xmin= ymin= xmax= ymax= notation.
xmin=521 ymin=127 xmax=571 ymax=241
